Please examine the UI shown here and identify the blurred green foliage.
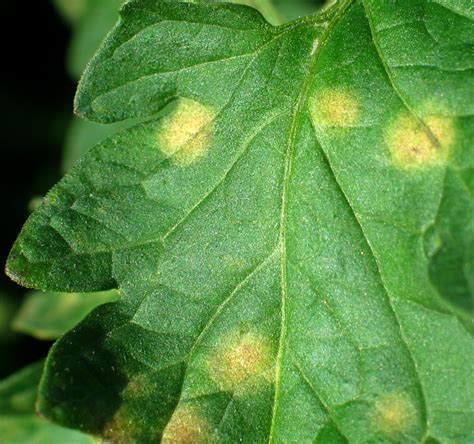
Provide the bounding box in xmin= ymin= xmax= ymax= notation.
xmin=0 ymin=361 xmax=94 ymax=443
xmin=13 ymin=290 xmax=119 ymax=340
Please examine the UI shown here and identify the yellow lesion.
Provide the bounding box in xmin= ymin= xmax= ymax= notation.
xmin=309 ymin=88 xmax=360 ymax=127
xmin=386 ymin=108 xmax=455 ymax=170
xmin=223 ymin=255 xmax=246 ymax=271
xmin=208 ymin=332 xmax=274 ymax=392
xmin=123 ymin=373 xmax=151 ymax=398
xmin=162 ymin=406 xmax=210 ymax=444
xmin=101 ymin=406 xmax=141 ymax=443
xmin=371 ymin=392 xmax=416 ymax=437
xmin=158 ymin=98 xmax=215 ymax=166
xmin=100 ymin=375 xmax=152 ymax=442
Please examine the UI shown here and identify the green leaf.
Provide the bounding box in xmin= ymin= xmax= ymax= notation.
xmin=7 ymin=0 xmax=474 ymax=442
xmin=0 ymin=362 xmax=94 ymax=444
xmin=216 ymin=0 xmax=284 ymax=25
xmin=12 ymin=290 xmax=119 ymax=340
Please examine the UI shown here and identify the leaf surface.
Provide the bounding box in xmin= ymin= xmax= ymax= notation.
xmin=7 ymin=0 xmax=474 ymax=442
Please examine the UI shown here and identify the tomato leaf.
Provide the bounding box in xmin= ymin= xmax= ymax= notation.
xmin=7 ymin=0 xmax=474 ymax=442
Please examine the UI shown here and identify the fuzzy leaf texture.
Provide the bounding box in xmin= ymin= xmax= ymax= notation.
xmin=6 ymin=0 xmax=474 ymax=442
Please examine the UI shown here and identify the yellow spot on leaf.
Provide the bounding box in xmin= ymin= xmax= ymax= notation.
xmin=101 ymin=375 xmax=153 ymax=442
xmin=387 ymin=110 xmax=455 ymax=170
xmin=310 ymin=88 xmax=359 ymax=127
xmin=223 ymin=255 xmax=246 ymax=271
xmin=208 ymin=332 xmax=273 ymax=391
xmin=102 ymin=407 xmax=140 ymax=443
xmin=123 ymin=374 xmax=150 ymax=398
xmin=158 ymin=98 xmax=215 ymax=165
xmin=162 ymin=406 xmax=210 ymax=444
xmin=372 ymin=393 xmax=415 ymax=437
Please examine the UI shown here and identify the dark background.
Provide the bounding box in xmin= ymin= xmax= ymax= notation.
xmin=0 ymin=3 xmax=74 ymax=377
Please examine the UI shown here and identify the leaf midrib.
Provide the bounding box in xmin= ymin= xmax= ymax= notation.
xmin=269 ymin=1 xmax=355 ymax=441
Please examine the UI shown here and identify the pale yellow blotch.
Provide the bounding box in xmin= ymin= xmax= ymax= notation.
xmin=386 ymin=110 xmax=455 ymax=170
xmin=223 ymin=255 xmax=246 ymax=271
xmin=122 ymin=374 xmax=150 ymax=398
xmin=208 ymin=332 xmax=273 ymax=391
xmin=158 ymin=98 xmax=215 ymax=165
xmin=372 ymin=393 xmax=416 ymax=437
xmin=162 ymin=406 xmax=210 ymax=444
xmin=310 ymin=88 xmax=359 ymax=127
xmin=100 ymin=375 xmax=150 ymax=442
xmin=101 ymin=407 xmax=140 ymax=443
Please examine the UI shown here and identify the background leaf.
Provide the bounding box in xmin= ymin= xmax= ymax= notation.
xmin=63 ymin=0 xmax=125 ymax=79
xmin=0 ymin=361 xmax=94 ymax=444
xmin=12 ymin=290 xmax=119 ymax=340
xmin=52 ymin=0 xmax=88 ymax=24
